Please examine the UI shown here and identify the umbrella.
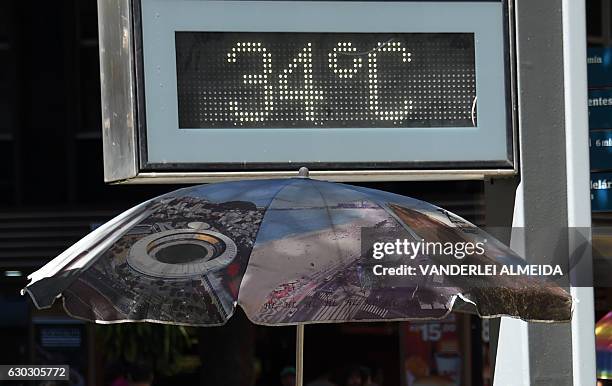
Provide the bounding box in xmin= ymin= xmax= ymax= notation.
xmin=23 ymin=168 xmax=571 ymax=382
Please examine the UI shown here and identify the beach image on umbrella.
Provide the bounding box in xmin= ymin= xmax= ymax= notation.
xmin=23 ymin=170 xmax=571 ymax=326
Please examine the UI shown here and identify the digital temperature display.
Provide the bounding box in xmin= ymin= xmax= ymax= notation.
xmin=175 ymin=32 xmax=476 ymax=129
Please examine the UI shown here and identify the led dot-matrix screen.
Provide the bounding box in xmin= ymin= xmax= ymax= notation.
xmin=175 ymin=32 xmax=477 ymax=129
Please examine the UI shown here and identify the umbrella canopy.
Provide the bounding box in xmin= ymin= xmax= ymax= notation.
xmin=23 ymin=176 xmax=571 ymax=325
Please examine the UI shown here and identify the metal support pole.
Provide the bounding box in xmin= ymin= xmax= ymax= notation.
xmin=483 ymin=177 xmax=518 ymax=383
xmin=296 ymin=324 xmax=305 ymax=386
xmin=561 ymin=0 xmax=597 ymax=383
xmin=493 ymin=184 xmax=533 ymax=386
xmin=493 ymin=0 xmax=596 ymax=384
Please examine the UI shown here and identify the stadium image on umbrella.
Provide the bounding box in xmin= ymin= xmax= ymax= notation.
xmin=23 ymin=168 xmax=571 ymax=326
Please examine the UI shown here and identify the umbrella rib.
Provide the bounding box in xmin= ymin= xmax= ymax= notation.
xmin=310 ymin=181 xmax=362 ymax=321
xmin=310 ymin=181 xmax=345 ymax=266
xmin=338 ymin=184 xmax=423 ymax=239
xmin=251 ymin=178 xmax=299 ymax=243
xmin=27 ymin=201 xmax=154 ymax=286
xmin=236 ymin=178 xmax=297 ymax=310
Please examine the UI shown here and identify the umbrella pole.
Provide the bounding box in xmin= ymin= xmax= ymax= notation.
xmin=296 ymin=324 xmax=305 ymax=386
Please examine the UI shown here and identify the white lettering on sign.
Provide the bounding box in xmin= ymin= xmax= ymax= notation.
xmin=368 ymin=41 xmax=413 ymax=122
xmin=278 ymin=43 xmax=324 ymax=122
xmin=591 ymin=179 xmax=612 ymax=190
xmin=328 ymin=42 xmax=363 ymax=79
xmin=225 ymin=41 xmax=415 ymax=124
xmin=588 ymin=97 xmax=612 ymax=107
xmin=227 ymin=42 xmax=274 ymax=122
xmin=587 ymin=55 xmax=603 ymax=64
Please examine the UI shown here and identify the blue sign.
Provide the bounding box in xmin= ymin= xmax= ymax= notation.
xmin=588 ymin=47 xmax=612 ymax=88
xmin=589 ymin=89 xmax=612 ymax=129
xmin=591 ymin=172 xmax=612 ymax=212
xmin=590 ymin=130 xmax=612 ymax=170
